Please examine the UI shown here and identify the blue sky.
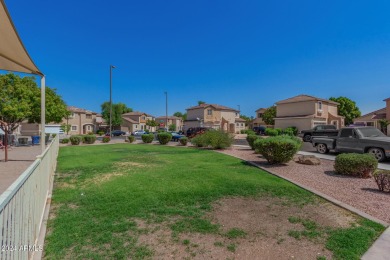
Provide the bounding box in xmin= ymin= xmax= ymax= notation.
xmin=3 ymin=0 xmax=390 ymax=117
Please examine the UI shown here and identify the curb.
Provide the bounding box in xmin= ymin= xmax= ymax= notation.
xmin=362 ymin=226 xmax=390 ymax=260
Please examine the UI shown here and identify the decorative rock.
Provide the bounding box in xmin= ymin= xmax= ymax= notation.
xmin=295 ymin=155 xmax=321 ymax=165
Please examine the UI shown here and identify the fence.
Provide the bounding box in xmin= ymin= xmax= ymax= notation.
xmin=0 ymin=136 xmax=59 ymax=259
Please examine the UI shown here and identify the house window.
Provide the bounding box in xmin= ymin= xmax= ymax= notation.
xmin=236 ymin=123 xmax=239 ymax=126
xmin=366 ymin=122 xmax=374 ymax=126
xmin=235 ymin=113 xmax=238 ymax=117
xmin=142 ymin=116 xmax=146 ymax=120
xmin=69 ymin=112 xmax=75 ymax=118
xmin=207 ymin=109 xmax=212 ymax=115
xmin=318 ymin=101 xmax=323 ymax=111
xmin=241 ymin=123 xmax=244 ymax=127
xmin=135 ymin=125 xmax=138 ymax=129
xmin=86 ymin=114 xmax=92 ymax=119
xmin=87 ymin=125 xmax=91 ymax=131
xmin=71 ymin=125 xmax=77 ymax=131
xmin=258 ymin=113 xmax=263 ymax=118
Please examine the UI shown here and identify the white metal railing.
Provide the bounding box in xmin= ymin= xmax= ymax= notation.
xmin=0 ymin=136 xmax=59 ymax=259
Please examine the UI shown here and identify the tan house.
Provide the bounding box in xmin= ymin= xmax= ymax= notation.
xmin=121 ymin=112 xmax=156 ymax=133
xmin=274 ymin=95 xmax=344 ymax=131
xmin=354 ymin=97 xmax=390 ymax=135
xmin=252 ymin=108 xmax=267 ymax=127
xmin=184 ymin=103 xmax=244 ymax=133
xmin=19 ymin=106 xmax=102 ymax=136
xmin=62 ymin=106 xmax=101 ymax=135
xmin=155 ymin=116 xmax=183 ymax=131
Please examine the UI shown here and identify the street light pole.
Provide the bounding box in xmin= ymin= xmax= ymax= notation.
xmin=109 ymin=65 xmax=116 ymax=137
xmin=164 ymin=91 xmax=168 ymax=130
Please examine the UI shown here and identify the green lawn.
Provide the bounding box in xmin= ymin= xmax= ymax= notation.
xmin=44 ymin=144 xmax=384 ymax=259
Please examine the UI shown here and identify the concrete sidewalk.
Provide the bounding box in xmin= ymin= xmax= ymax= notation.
xmin=0 ymin=145 xmax=42 ymax=194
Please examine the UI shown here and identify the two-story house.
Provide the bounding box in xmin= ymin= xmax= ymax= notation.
xmin=155 ymin=116 xmax=183 ymax=132
xmin=121 ymin=112 xmax=156 ymax=133
xmin=251 ymin=108 xmax=267 ymax=128
xmin=274 ymin=95 xmax=344 ymax=131
xmin=62 ymin=106 xmax=101 ymax=135
xmin=184 ymin=103 xmax=244 ymax=133
xmin=354 ymin=97 xmax=390 ymax=135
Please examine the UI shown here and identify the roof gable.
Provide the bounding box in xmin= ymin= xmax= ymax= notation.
xmin=275 ymin=94 xmax=339 ymax=105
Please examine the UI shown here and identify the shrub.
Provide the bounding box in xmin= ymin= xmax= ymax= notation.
xmin=179 ymin=137 xmax=188 ymax=146
xmin=334 ymin=153 xmax=378 ymax=178
xmin=283 ymin=128 xmax=294 ymax=136
xmin=60 ymin=138 xmax=69 ymax=144
xmin=142 ymin=134 xmax=154 ymax=143
xmin=241 ymin=129 xmax=255 ymax=135
xmin=246 ymin=134 xmax=259 ymax=150
xmin=97 ymin=130 xmax=105 ymax=136
xmin=157 ymin=132 xmax=172 ymax=145
xmin=52 ymin=133 xmax=57 ymax=138
xmin=128 ymin=136 xmax=135 ymax=143
xmin=87 ymin=131 xmax=94 ymax=135
xmin=102 ymin=136 xmax=110 ymax=143
xmin=145 ymin=129 xmax=150 ymax=134
xmin=191 ymin=134 xmax=208 ymax=147
xmin=70 ymin=135 xmax=82 ymax=145
xmin=286 ymin=126 xmax=298 ymax=136
xmin=254 ymin=135 xmax=302 ymax=164
xmin=274 ymin=128 xmax=283 ymax=135
xmin=82 ymin=135 xmax=96 ymax=144
xmin=207 ymin=130 xmax=234 ymax=149
xmin=373 ymin=170 xmax=390 ymax=192
xmin=265 ymin=128 xmax=279 ymax=136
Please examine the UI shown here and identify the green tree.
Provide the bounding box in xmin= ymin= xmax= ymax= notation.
xmin=60 ymin=123 xmax=71 ymax=134
xmin=169 ymin=124 xmax=176 ymax=131
xmin=378 ymin=119 xmax=389 ymax=134
xmin=101 ymin=102 xmax=132 ymax=127
xmin=329 ymin=96 xmax=361 ymax=125
xmin=173 ymin=111 xmax=187 ymax=121
xmin=198 ymin=101 xmax=206 ymax=105
xmin=262 ymin=106 xmax=276 ymax=125
xmin=146 ymin=119 xmax=158 ymax=127
xmin=0 ymin=73 xmax=68 ymax=133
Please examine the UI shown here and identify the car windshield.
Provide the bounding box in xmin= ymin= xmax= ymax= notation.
xmin=358 ymin=128 xmax=386 ymax=138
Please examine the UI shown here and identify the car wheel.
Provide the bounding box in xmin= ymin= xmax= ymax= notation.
xmin=316 ymin=143 xmax=329 ymax=154
xmin=303 ymin=135 xmax=312 ymax=142
xmin=367 ymin=148 xmax=385 ymax=162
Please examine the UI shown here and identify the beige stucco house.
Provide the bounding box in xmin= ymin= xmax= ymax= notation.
xmin=121 ymin=112 xmax=156 ymax=133
xmin=354 ymin=97 xmax=390 ymax=135
xmin=19 ymin=106 xmax=103 ymax=136
xmin=252 ymin=108 xmax=267 ymax=127
xmin=184 ymin=103 xmax=245 ymax=133
xmin=155 ymin=116 xmax=183 ymax=131
xmin=274 ymin=95 xmax=344 ymax=131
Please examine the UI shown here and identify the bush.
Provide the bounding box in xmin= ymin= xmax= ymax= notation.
xmin=82 ymin=135 xmax=96 ymax=144
xmin=254 ymin=135 xmax=302 ymax=164
xmin=145 ymin=129 xmax=150 ymax=134
xmin=241 ymin=129 xmax=255 ymax=135
xmin=191 ymin=130 xmax=233 ymax=149
xmin=60 ymin=138 xmax=69 ymax=144
xmin=246 ymin=134 xmax=259 ymax=150
xmin=102 ymin=136 xmax=110 ymax=143
xmin=179 ymin=137 xmax=188 ymax=146
xmin=191 ymin=134 xmax=208 ymax=147
xmin=70 ymin=135 xmax=82 ymax=145
xmin=285 ymin=126 xmax=298 ymax=136
xmin=52 ymin=133 xmax=57 ymax=138
xmin=97 ymin=130 xmax=105 ymax=136
xmin=87 ymin=131 xmax=94 ymax=135
xmin=128 ymin=136 xmax=135 ymax=143
xmin=274 ymin=128 xmax=283 ymax=135
xmin=265 ymin=128 xmax=279 ymax=136
xmin=334 ymin=153 xmax=378 ymax=178
xmin=142 ymin=134 xmax=154 ymax=143
xmin=373 ymin=170 xmax=390 ymax=192
xmin=157 ymin=132 xmax=172 ymax=145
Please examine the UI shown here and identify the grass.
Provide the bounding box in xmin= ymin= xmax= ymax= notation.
xmin=45 ymin=144 xmax=384 ymax=259
xmin=225 ymin=228 xmax=247 ymax=239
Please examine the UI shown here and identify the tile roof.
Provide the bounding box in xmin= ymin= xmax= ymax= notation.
xmin=235 ymin=118 xmax=246 ymax=122
xmin=67 ymin=106 xmax=97 ymax=114
xmin=186 ymin=103 xmax=239 ymax=112
xmin=255 ymin=108 xmax=267 ymax=112
xmin=122 ymin=111 xmax=154 ymax=117
xmin=122 ymin=117 xmax=138 ymax=124
xmin=156 ymin=116 xmax=183 ymax=120
xmin=354 ymin=107 xmax=387 ymax=121
xmin=275 ymin=95 xmax=339 ymax=105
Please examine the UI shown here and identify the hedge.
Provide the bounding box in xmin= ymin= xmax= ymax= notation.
xmin=70 ymin=136 xmax=82 ymax=145
xmin=334 ymin=153 xmax=378 ymax=178
xmin=157 ymin=132 xmax=172 ymax=145
xmin=128 ymin=136 xmax=135 ymax=143
xmin=179 ymin=137 xmax=188 ymax=146
xmin=254 ymin=135 xmax=302 ymax=164
xmin=142 ymin=134 xmax=154 ymax=143
xmin=246 ymin=134 xmax=259 ymax=150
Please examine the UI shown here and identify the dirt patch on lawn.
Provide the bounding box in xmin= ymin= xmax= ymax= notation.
xmin=134 ymin=196 xmax=358 ymax=259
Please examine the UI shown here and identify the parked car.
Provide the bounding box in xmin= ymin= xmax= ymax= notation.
xmin=300 ymin=124 xmax=339 ymax=142
xmin=253 ymin=126 xmax=266 ymax=135
xmin=106 ymin=130 xmax=126 ymax=136
xmin=312 ymin=127 xmax=390 ymax=162
xmin=186 ymin=127 xmax=209 ymax=138
xmin=171 ymin=132 xmax=185 ymax=141
xmin=133 ymin=130 xmax=147 ymax=136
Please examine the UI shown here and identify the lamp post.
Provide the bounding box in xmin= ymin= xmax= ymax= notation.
xmin=109 ymin=65 xmax=115 ymax=137
xmin=164 ymin=91 xmax=168 ymax=130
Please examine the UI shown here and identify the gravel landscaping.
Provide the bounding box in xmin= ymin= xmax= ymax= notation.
xmin=218 ymin=146 xmax=390 ymax=225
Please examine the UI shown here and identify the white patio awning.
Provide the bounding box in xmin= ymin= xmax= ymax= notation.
xmin=0 ymin=0 xmax=42 ymax=75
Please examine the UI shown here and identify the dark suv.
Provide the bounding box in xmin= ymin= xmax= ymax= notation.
xmin=186 ymin=127 xmax=209 ymax=138
xmin=300 ymin=124 xmax=338 ymax=142
xmin=253 ymin=126 xmax=266 ymax=135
